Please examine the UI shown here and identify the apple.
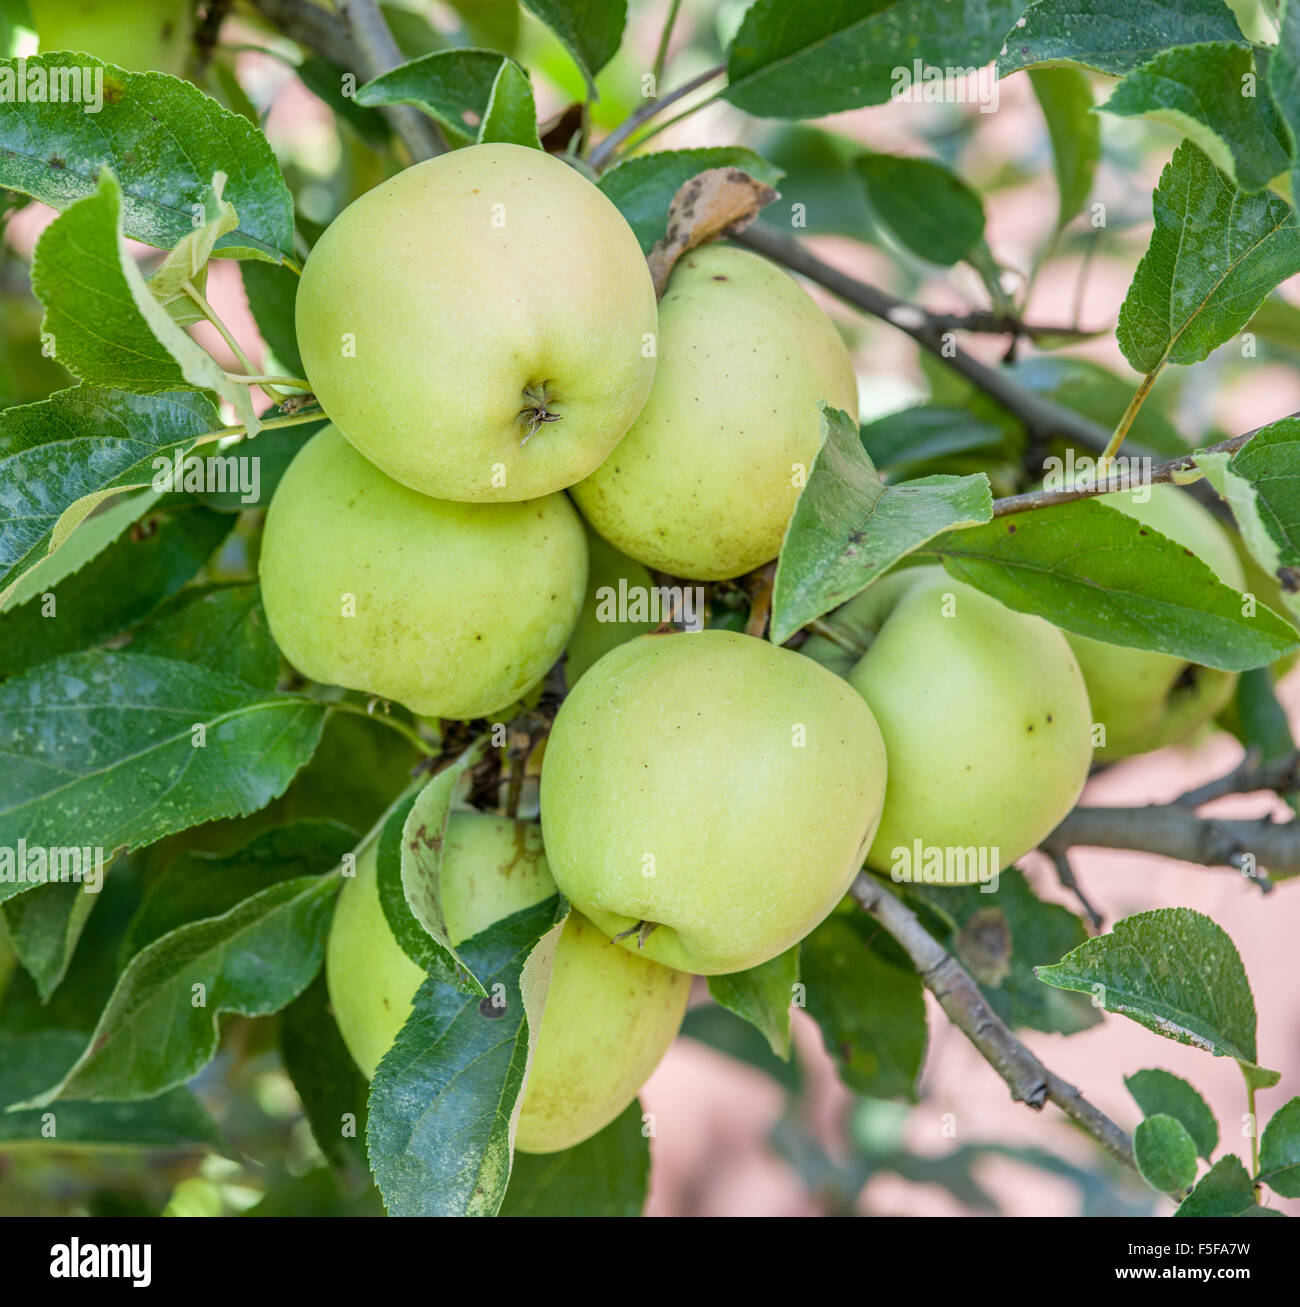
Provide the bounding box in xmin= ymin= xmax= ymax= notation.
xmin=564 ymin=526 xmax=658 ymax=686
xmin=30 ymin=0 xmax=192 ymax=74
xmin=259 ymin=425 xmax=587 ymax=720
xmin=295 ymin=143 xmax=658 ymax=503
xmin=570 ymin=244 xmax=859 ymax=581
xmin=325 ymin=812 xmax=691 ymax=1154
xmin=539 ymin=629 xmax=887 ymax=973
xmin=813 ymin=567 xmax=1093 ymax=881
xmin=1066 ymin=486 xmax=1246 ymax=759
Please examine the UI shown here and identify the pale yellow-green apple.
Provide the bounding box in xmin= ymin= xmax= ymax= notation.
xmin=325 ymin=813 xmax=690 ymax=1153
xmin=30 ymin=0 xmax=191 ymax=73
xmin=571 ymin=244 xmax=859 ymax=581
xmin=259 ymin=425 xmax=587 ymax=720
xmin=809 ymin=567 xmax=1093 ymax=882
xmin=539 ymin=629 xmax=887 ymax=973
xmin=564 ymin=527 xmax=658 ymax=686
xmin=1066 ymin=486 xmax=1247 ymax=759
xmin=295 ymin=143 xmax=657 ymax=503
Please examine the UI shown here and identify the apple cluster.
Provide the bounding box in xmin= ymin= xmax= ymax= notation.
xmin=260 ymin=145 xmax=1250 ymax=1156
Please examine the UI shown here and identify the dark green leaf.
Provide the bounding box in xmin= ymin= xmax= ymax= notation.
xmin=1118 ymin=143 xmax=1300 ymax=374
xmin=519 ymin=0 xmax=624 ymax=93
xmin=1125 ymin=1068 xmax=1219 ymax=1159
xmin=707 ymin=947 xmax=798 ymax=1060
xmin=239 ymin=261 xmax=304 ymax=377
xmin=771 ymin=405 xmax=993 ymax=644
xmin=0 ymin=53 xmax=296 ymax=262
xmin=1134 ymin=1114 xmax=1199 ymax=1193
xmin=0 ymin=651 xmax=327 ymax=908
xmin=802 ymin=912 xmax=926 ymax=1101
xmin=859 ymin=406 xmax=1005 ymax=476
xmin=499 ymin=1100 xmax=649 ymax=1216
xmin=477 ymin=58 xmax=541 ymax=148
xmin=1029 ymin=67 xmax=1100 ymax=229
xmin=998 ymin=0 xmax=1246 ymax=77
xmin=855 ymin=153 xmax=986 ymax=267
xmin=355 ymin=49 xmax=513 ymax=144
xmin=1258 ymin=1096 xmax=1300 ymax=1198
xmin=1036 ymin=908 xmax=1258 ymax=1062
xmin=1174 ymin=1153 xmax=1269 ymax=1216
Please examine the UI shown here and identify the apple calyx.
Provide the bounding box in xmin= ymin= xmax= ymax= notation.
xmin=611 ymin=919 xmax=660 ymax=950
xmin=517 ymin=381 xmax=563 ymax=444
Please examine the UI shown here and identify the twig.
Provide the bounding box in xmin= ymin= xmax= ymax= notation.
xmin=249 ymin=0 xmax=356 ymax=69
xmin=1046 ymin=847 xmax=1104 ymax=930
xmin=851 ymin=872 xmax=1136 ymax=1171
xmin=923 ymin=310 xmax=1097 ymax=341
xmin=734 ymin=224 xmax=1120 ymax=456
xmin=743 ymin=561 xmax=777 ymax=638
xmin=1175 ymin=750 xmax=1299 ymax=808
xmin=589 ymin=64 xmax=726 ymax=171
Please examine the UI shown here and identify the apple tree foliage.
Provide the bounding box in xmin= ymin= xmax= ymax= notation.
xmin=1 ymin=0 xmax=1299 ymax=1218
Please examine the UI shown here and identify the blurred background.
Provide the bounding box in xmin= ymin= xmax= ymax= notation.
xmin=1 ymin=0 xmax=1297 ymax=1217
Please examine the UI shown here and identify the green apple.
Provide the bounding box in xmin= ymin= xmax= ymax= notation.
xmin=259 ymin=425 xmax=587 ymax=720
xmin=564 ymin=526 xmax=658 ymax=686
xmin=539 ymin=629 xmax=887 ymax=973
xmin=325 ymin=812 xmax=691 ymax=1154
xmin=1066 ymin=486 xmax=1246 ymax=759
xmin=816 ymin=567 xmax=1093 ymax=882
xmin=571 ymin=244 xmax=859 ymax=581
xmin=295 ymin=143 xmax=658 ymax=503
xmin=30 ymin=0 xmax=191 ymax=74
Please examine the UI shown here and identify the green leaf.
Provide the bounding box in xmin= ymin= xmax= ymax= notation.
xmin=855 ymin=153 xmax=986 ymax=267
xmin=859 ymin=406 xmax=1006 ymax=476
xmin=296 ymin=57 xmax=389 ymax=146
xmin=771 ymin=405 xmax=993 ymax=645
xmin=726 ymin=0 xmax=1022 ymax=119
xmin=279 ymin=973 xmax=371 ymax=1180
xmin=1257 ymin=1096 xmax=1300 ymax=1197
xmin=1223 ymin=667 xmax=1297 ymax=766
xmin=1029 ymin=67 xmax=1100 ymax=229
xmin=0 ymin=53 xmax=296 ymax=263
xmin=707 ymin=947 xmax=799 ymax=1061
xmin=680 ymin=1004 xmax=802 ymax=1093
xmin=1036 ymin=908 xmax=1258 ymax=1062
xmin=1101 ymin=44 xmax=1290 ymax=193
xmin=366 ymin=898 xmax=564 ymax=1217
xmin=499 ymin=1100 xmax=649 ymax=1216
xmin=1174 ymin=1153 xmax=1270 ymax=1216
xmin=2 ymin=874 xmax=99 ymax=998
xmin=1134 ymin=1114 xmax=1200 ymax=1193
xmin=751 ymin=125 xmax=872 ymax=238
xmin=355 ymin=49 xmax=513 ymax=145
xmin=0 ymin=386 xmax=221 ymax=604
xmin=120 ymin=821 xmax=356 ymax=959
xmin=129 ymin=583 xmax=282 ymax=691
xmin=0 ymin=504 xmax=232 ymax=678
xmin=239 ymin=261 xmax=304 ymax=377
xmin=906 ymin=870 xmax=1099 ymax=1035
xmin=998 ymin=0 xmax=1246 ymax=77
xmin=1125 ymin=1069 xmax=1219 ymax=1159
xmin=376 ymin=761 xmax=486 ymax=996
xmin=519 ymin=0 xmax=625 ymax=94
xmin=1118 ymin=143 xmax=1300 ymax=374
xmin=801 ymin=912 xmax=927 ymax=1101
xmin=147 ymin=173 xmax=239 ymax=320
xmin=31 ymin=170 xmax=260 ymax=433
xmin=1268 ymin=0 xmax=1300 ymax=204
xmin=0 ymin=651 xmax=327 ymax=907
xmin=597 ymin=147 xmax=784 ymax=253
xmin=0 ymin=1031 xmax=222 ymax=1151
xmin=930 ymin=498 xmax=1299 ymax=672
xmin=17 ymin=873 xmax=338 ymax=1105
xmin=477 ymin=58 xmax=541 ymax=149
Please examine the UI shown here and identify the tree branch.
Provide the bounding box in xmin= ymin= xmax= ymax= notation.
xmin=734 ymin=223 xmax=1123 ymax=456
xmin=851 ymin=872 xmax=1136 ymax=1171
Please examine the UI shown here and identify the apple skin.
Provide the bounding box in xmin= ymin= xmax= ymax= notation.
xmin=539 ymin=629 xmax=887 ymax=973
xmin=571 ymin=245 xmax=859 ymax=581
xmin=564 ymin=526 xmax=658 ymax=687
xmin=325 ymin=812 xmax=690 ymax=1154
xmin=1066 ymin=486 xmax=1246 ymax=760
xmin=259 ymin=425 xmax=587 ymax=720
xmin=295 ymin=143 xmax=658 ymax=503
xmin=816 ymin=567 xmax=1093 ymax=880
xmin=31 ymin=0 xmax=191 ymax=74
